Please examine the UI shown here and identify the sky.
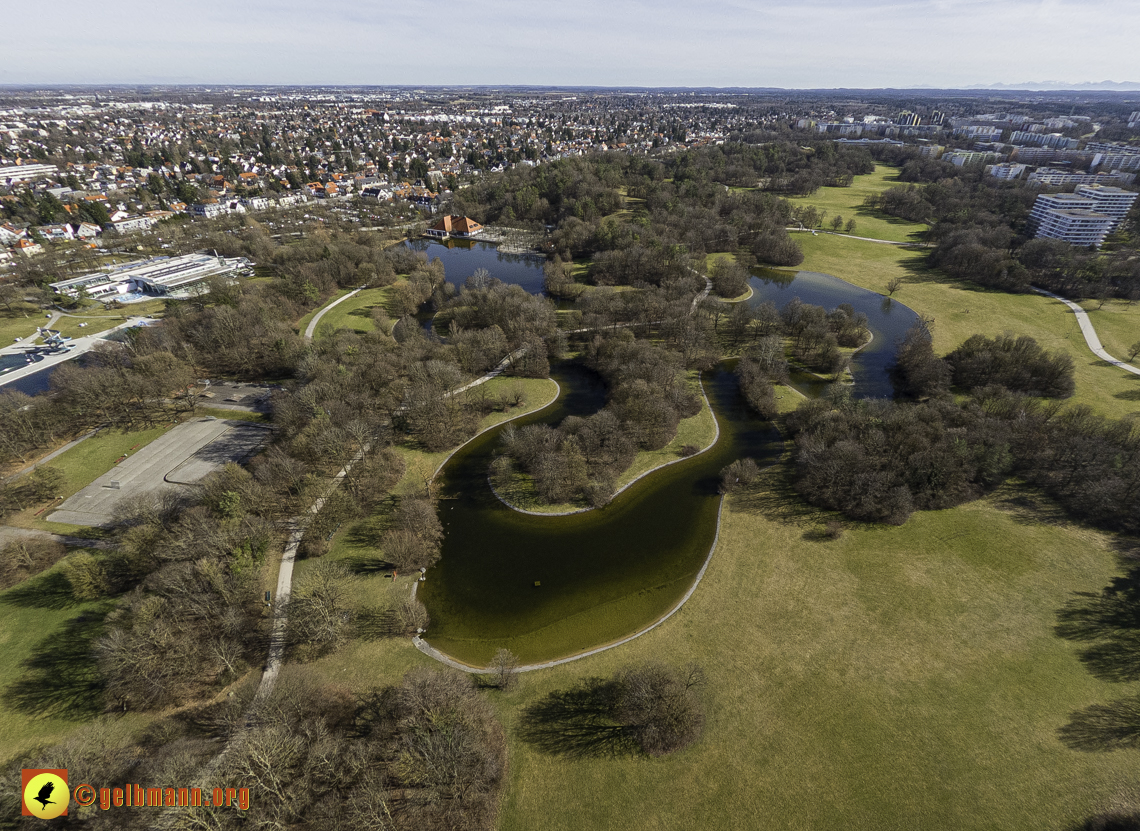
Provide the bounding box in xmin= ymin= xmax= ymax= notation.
xmin=2 ymin=0 xmax=1139 ymax=89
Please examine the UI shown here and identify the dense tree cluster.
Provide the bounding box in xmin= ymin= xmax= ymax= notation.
xmin=946 ymin=333 xmax=1075 ymax=397
xmin=786 ymin=395 xmax=1014 ymax=524
xmin=892 ymin=324 xmax=1075 ymax=400
xmin=786 ymin=382 xmax=1140 ymax=532
xmin=494 ymin=330 xmax=701 ymax=506
xmin=93 ymin=471 xmax=274 ymax=709
xmin=675 ymin=139 xmax=876 ymax=193
xmin=1 ymin=667 xmax=508 ymax=831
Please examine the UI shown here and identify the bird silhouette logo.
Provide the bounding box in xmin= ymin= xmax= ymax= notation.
xmin=34 ymin=782 xmax=56 ymax=809
xmin=21 ymin=769 xmax=69 ymax=819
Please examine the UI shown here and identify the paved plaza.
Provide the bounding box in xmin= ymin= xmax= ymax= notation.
xmin=48 ymin=418 xmax=271 ymax=527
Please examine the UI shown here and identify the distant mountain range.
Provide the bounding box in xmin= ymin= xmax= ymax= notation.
xmin=966 ymin=81 xmax=1140 ymax=91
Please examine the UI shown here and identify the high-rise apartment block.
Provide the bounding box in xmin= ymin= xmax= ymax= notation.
xmin=1027 ymin=185 xmax=1139 ymax=248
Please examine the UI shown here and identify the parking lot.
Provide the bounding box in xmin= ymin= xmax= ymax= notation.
xmin=48 ymin=418 xmax=272 ymax=527
xmin=194 ymin=381 xmax=277 ymax=414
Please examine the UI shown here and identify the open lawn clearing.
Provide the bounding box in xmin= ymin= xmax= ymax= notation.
xmin=492 ymin=485 xmax=1140 ymax=831
xmin=47 ymin=418 xmax=271 ymax=527
xmin=0 ymin=558 xmax=152 ymax=763
xmin=785 ymin=164 xmax=930 ymax=243
xmin=297 ymin=462 xmax=1140 ymax=831
xmin=793 ymin=234 xmax=1140 ymax=420
xmin=49 ymin=315 xmax=133 ymax=340
xmin=311 ymin=286 xmax=394 ymax=338
xmin=0 ymin=303 xmax=53 ymax=345
xmin=1079 ymin=299 xmax=1140 ymax=366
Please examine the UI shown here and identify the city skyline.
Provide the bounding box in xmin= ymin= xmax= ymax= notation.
xmin=2 ymin=0 xmax=1139 ymax=90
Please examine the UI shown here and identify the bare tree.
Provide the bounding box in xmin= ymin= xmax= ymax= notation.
xmin=490 ymin=648 xmax=520 ymax=691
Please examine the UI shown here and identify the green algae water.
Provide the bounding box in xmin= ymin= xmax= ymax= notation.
xmin=418 ymin=362 xmax=782 ymax=665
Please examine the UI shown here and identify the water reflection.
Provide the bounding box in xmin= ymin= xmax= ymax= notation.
xmin=746 ymin=269 xmax=919 ymax=399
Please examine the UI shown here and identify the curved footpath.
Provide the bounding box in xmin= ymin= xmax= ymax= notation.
xmin=302 ymin=287 xmax=363 ymax=341
xmin=787 ymin=227 xmax=933 ymax=247
xmin=1033 ymin=287 xmax=1140 ymax=378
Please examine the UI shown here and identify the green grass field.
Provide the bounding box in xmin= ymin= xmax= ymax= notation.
xmin=0 ymin=556 xmax=154 ymax=764
xmin=0 ymin=301 xmax=51 ymax=345
xmin=310 ymin=286 xmax=396 ymax=338
xmin=785 ymin=165 xmax=930 ymax=243
xmin=1079 ymin=299 xmax=1140 ymax=366
xmin=490 ymin=485 xmax=1140 ymax=831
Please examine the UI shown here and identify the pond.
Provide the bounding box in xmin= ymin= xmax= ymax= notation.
xmin=417 ymin=262 xmax=920 ymax=665
xmin=403 ymin=238 xmax=547 ymax=294
xmin=0 ymin=354 xmax=63 ymax=396
xmin=747 ymin=268 xmax=920 ymax=400
xmin=418 ymin=361 xmax=782 ymax=665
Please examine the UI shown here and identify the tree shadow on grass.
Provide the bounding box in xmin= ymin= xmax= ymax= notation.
xmin=3 ymin=607 xmax=109 ymax=719
xmin=728 ymin=468 xmax=829 ymax=529
xmin=1069 ymin=814 xmax=1140 ymax=831
xmin=0 ymin=570 xmax=81 ymax=610
xmin=353 ymin=607 xmax=405 ymax=641
xmin=518 ymin=678 xmax=640 ymax=759
xmin=1059 ymin=695 xmax=1140 ymax=752
xmin=993 ymin=485 xmax=1076 ymax=530
xmin=1056 ymin=562 xmax=1140 ymax=684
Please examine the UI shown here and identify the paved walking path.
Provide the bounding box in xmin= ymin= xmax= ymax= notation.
xmin=445 ymin=346 xmax=529 ymax=397
xmin=1033 ymin=287 xmax=1140 ymax=378
xmin=788 ymin=227 xmax=932 ymax=247
xmin=302 ymin=287 xmax=363 ymax=341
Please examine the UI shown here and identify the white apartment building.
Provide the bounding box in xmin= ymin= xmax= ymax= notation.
xmin=108 ymin=215 xmax=158 ymax=234
xmin=989 ymin=163 xmax=1027 ymax=180
xmin=1075 ymin=184 xmax=1139 ymax=222
xmin=1027 ymin=187 xmax=1138 ymax=248
xmin=1010 ymin=131 xmax=1079 ymax=150
xmin=1091 ymin=153 xmax=1140 ymax=173
xmin=1027 ymin=168 xmax=1136 ymax=187
xmin=944 ymin=151 xmax=999 ymax=167
xmin=1030 ymin=209 xmax=1118 ymax=247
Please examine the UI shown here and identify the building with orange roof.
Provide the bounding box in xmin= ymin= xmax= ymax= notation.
xmin=426 ymin=215 xmax=484 ymax=239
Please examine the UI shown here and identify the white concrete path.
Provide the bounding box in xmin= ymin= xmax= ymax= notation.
xmin=303 ymin=287 xmax=363 ymax=341
xmin=1033 ymin=287 xmax=1140 ymax=378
